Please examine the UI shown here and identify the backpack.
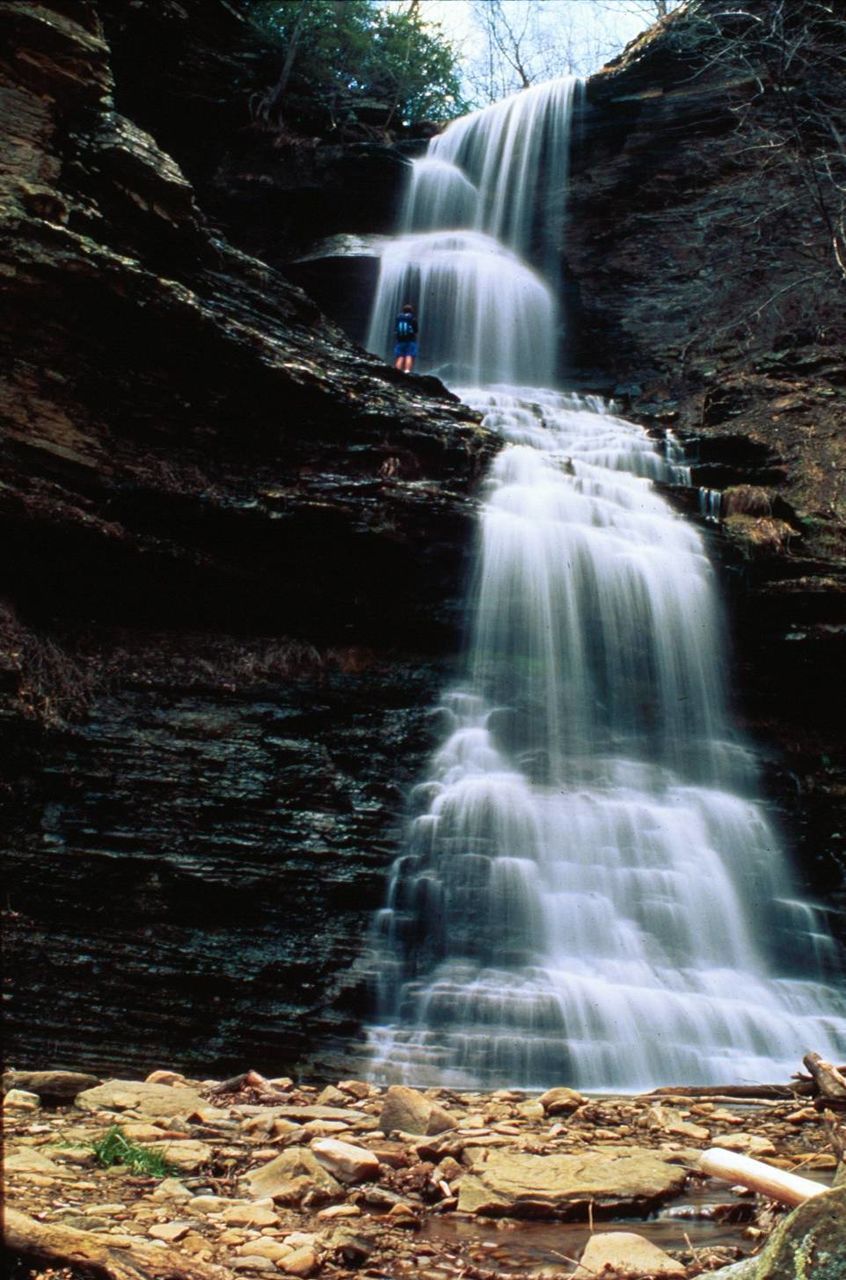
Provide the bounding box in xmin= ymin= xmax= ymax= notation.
xmin=397 ymin=315 xmax=414 ymax=339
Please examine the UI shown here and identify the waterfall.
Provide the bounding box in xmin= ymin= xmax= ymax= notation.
xmin=363 ymin=80 xmax=846 ymax=1089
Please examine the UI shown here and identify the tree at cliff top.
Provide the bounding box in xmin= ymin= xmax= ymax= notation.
xmin=246 ymin=0 xmax=467 ymax=130
xmin=464 ymin=0 xmax=682 ymax=100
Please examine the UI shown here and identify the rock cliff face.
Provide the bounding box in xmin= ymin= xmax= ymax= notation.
xmin=0 ymin=0 xmax=494 ymax=1074
xmin=4 ymin=0 xmax=845 ymax=1077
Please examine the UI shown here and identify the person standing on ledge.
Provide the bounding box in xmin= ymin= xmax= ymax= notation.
xmin=394 ymin=303 xmax=418 ymax=373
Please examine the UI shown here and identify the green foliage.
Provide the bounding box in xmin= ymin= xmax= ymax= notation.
xmin=247 ymin=0 xmax=467 ymax=126
xmin=90 ymin=1126 xmax=177 ymax=1177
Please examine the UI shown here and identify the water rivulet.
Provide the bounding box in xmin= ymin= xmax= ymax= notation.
xmin=364 ymin=80 xmax=846 ymax=1089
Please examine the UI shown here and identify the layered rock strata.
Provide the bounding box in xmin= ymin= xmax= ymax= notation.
xmin=0 ymin=1 xmax=494 ymax=1073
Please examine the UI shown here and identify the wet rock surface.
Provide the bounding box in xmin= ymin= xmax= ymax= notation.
xmin=3 ymin=1069 xmax=840 ymax=1280
xmin=754 ymin=1184 xmax=846 ymax=1279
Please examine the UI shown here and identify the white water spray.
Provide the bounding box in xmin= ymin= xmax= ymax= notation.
xmin=364 ymin=80 xmax=846 ymax=1089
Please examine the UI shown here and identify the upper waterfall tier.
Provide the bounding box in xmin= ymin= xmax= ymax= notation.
xmin=367 ymin=77 xmax=578 ymax=388
xmin=415 ymin=78 xmax=577 ymax=271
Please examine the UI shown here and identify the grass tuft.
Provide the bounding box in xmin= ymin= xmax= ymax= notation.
xmin=90 ymin=1126 xmax=177 ymax=1177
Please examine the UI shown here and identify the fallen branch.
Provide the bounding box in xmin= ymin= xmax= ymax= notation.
xmin=205 ymin=1070 xmax=269 ymax=1097
xmin=700 ymin=1147 xmax=828 ymax=1207
xmin=647 ymin=1083 xmax=804 ymax=1100
xmin=3 ymin=1207 xmax=232 ymax=1280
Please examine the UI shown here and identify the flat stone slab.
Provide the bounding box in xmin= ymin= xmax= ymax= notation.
xmin=75 ymin=1080 xmax=206 ymax=1118
xmin=6 ymin=1148 xmax=73 ymax=1178
xmin=457 ymin=1146 xmax=687 ymax=1219
xmin=237 ymin=1105 xmax=373 ymax=1124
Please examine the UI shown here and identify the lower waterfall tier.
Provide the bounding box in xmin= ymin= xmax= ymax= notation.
xmin=364 ymin=389 xmax=846 ymax=1090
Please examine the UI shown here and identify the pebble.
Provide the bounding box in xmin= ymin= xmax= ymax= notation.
xmin=148 ymin=1222 xmax=193 ymax=1242
xmin=222 ymin=1202 xmax=281 ymax=1228
xmin=234 ymin=1256 xmax=277 ymax=1272
xmin=152 ymin=1178 xmax=192 ymax=1202
xmin=278 ymin=1245 xmax=319 ymax=1276
xmin=316 ymin=1203 xmax=361 ymax=1219
xmin=235 ymin=1239 xmax=292 ymax=1261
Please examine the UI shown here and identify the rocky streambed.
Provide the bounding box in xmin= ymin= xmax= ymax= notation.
xmin=4 ymin=1067 xmax=844 ymax=1280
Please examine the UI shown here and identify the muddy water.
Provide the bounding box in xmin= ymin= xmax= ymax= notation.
xmin=417 ymin=1172 xmax=832 ymax=1272
xmin=419 ymin=1184 xmax=755 ymax=1271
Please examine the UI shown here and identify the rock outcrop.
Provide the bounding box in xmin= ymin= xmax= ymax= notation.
xmin=0 ymin=1 xmax=495 ymax=1074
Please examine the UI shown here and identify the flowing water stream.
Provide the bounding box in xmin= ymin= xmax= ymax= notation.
xmin=362 ymin=79 xmax=846 ymax=1090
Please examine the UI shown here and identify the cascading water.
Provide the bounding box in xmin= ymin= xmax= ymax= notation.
xmin=363 ymin=79 xmax=846 ymax=1089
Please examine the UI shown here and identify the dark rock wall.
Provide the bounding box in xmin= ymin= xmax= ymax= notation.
xmin=0 ymin=0 xmax=493 ymax=1075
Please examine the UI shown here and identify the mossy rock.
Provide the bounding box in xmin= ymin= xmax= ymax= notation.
xmin=755 ymin=1185 xmax=846 ymax=1279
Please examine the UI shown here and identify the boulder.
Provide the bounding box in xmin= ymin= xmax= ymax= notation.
xmin=3 ymin=1070 xmax=100 ymax=1100
xmin=75 ymin=1080 xmax=205 ymax=1118
xmin=755 ymin=1183 xmax=846 ymax=1279
xmin=573 ymin=1231 xmax=685 ymax=1277
xmin=457 ymin=1147 xmax=687 ymax=1219
xmin=244 ymin=1149 xmax=342 ymax=1205
xmin=537 ymin=1087 xmax=586 ymax=1116
xmin=379 ymin=1086 xmax=456 ymax=1136
xmin=310 ymin=1137 xmax=380 ymax=1184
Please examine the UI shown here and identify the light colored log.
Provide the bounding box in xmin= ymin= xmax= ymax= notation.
xmin=3 ymin=1207 xmax=231 ymax=1280
xmin=700 ymin=1147 xmax=828 ymax=1207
